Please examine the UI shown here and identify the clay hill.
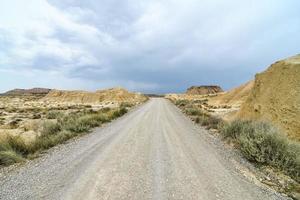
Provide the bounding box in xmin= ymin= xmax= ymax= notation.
xmin=42 ymin=87 xmax=147 ymax=106
xmin=238 ymin=55 xmax=300 ymax=140
xmin=209 ymin=81 xmax=254 ymax=107
xmin=186 ymin=85 xmax=223 ymax=95
xmin=3 ymin=88 xmax=51 ymax=96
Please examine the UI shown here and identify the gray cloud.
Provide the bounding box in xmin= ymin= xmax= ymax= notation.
xmin=0 ymin=0 xmax=300 ymax=93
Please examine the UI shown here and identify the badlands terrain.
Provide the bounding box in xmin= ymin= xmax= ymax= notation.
xmin=0 ymin=87 xmax=147 ymax=141
xmin=0 ymin=55 xmax=299 ymax=200
xmin=167 ymin=54 xmax=300 ymax=141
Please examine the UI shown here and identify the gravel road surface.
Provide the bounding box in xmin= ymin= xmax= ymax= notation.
xmin=0 ymin=98 xmax=287 ymax=200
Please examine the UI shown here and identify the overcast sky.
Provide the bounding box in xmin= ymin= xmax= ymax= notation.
xmin=0 ymin=0 xmax=299 ymax=93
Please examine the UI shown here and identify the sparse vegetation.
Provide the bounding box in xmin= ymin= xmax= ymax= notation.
xmin=0 ymin=105 xmax=130 ymax=166
xmin=221 ymin=120 xmax=300 ymax=181
xmin=171 ymin=98 xmax=300 ymax=183
xmin=120 ymin=102 xmax=134 ymax=108
xmin=112 ymin=107 xmax=128 ymax=118
xmin=181 ymin=104 xmax=222 ymax=130
xmin=45 ymin=111 xmax=64 ymax=119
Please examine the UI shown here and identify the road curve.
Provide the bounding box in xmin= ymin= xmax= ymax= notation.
xmin=0 ymin=98 xmax=286 ymax=200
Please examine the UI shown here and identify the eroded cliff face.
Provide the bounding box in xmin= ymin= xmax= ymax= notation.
xmin=186 ymin=85 xmax=223 ymax=95
xmin=238 ymin=55 xmax=300 ymax=140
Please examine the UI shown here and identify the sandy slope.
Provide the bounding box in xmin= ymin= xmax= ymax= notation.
xmin=0 ymin=99 xmax=287 ymax=200
xmin=238 ymin=55 xmax=300 ymax=140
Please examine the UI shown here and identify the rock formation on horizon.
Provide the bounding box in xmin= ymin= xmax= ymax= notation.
xmin=42 ymin=87 xmax=147 ymax=105
xmin=186 ymin=85 xmax=223 ymax=95
xmin=3 ymin=88 xmax=51 ymax=96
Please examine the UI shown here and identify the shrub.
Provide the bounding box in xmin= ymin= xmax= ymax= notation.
xmin=185 ymin=108 xmax=202 ymax=116
xmin=23 ymin=120 xmax=40 ymax=132
xmin=45 ymin=111 xmax=64 ymax=119
xmin=221 ymin=120 xmax=252 ymax=139
xmin=112 ymin=107 xmax=128 ymax=118
xmin=41 ymin=121 xmax=62 ymax=136
xmin=0 ymin=150 xmax=24 ymax=166
xmin=120 ymin=102 xmax=134 ymax=108
xmin=193 ymin=113 xmax=222 ymax=130
xmin=33 ymin=130 xmax=74 ymax=151
xmin=175 ymin=100 xmax=189 ymax=107
xmin=221 ymin=120 xmax=300 ymax=181
xmin=205 ymin=116 xmax=222 ymax=129
xmin=0 ymin=136 xmax=31 ymax=165
xmin=5 ymin=136 xmax=32 ymax=155
xmin=62 ymin=116 xmax=91 ymax=133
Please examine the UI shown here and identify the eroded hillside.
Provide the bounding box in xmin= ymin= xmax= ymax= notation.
xmin=167 ymin=55 xmax=300 ymax=141
xmin=238 ymin=55 xmax=300 ymax=140
xmin=42 ymin=87 xmax=147 ymax=107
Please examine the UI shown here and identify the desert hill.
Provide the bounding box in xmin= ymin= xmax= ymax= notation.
xmin=208 ymin=80 xmax=254 ymax=107
xmin=42 ymin=87 xmax=147 ymax=106
xmin=186 ymin=85 xmax=223 ymax=95
xmin=3 ymin=88 xmax=51 ymax=96
xmin=238 ymin=55 xmax=300 ymax=140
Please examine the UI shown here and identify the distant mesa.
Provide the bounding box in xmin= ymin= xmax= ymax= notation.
xmin=186 ymin=85 xmax=223 ymax=95
xmin=3 ymin=88 xmax=51 ymax=96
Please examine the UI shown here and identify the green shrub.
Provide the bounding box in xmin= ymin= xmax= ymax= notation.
xmin=0 ymin=136 xmax=31 ymax=165
xmin=112 ymin=107 xmax=128 ymax=118
xmin=120 ymin=102 xmax=134 ymax=108
xmin=221 ymin=120 xmax=300 ymax=181
xmin=185 ymin=108 xmax=202 ymax=116
xmin=63 ymin=116 xmax=90 ymax=133
xmin=6 ymin=136 xmax=32 ymax=155
xmin=175 ymin=100 xmax=189 ymax=107
xmin=0 ymin=150 xmax=24 ymax=165
xmin=33 ymin=130 xmax=74 ymax=151
xmin=194 ymin=114 xmax=222 ymax=130
xmin=221 ymin=120 xmax=252 ymax=139
xmin=45 ymin=111 xmax=64 ymax=119
xmin=41 ymin=121 xmax=62 ymax=136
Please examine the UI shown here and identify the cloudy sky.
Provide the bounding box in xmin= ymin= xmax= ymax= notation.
xmin=0 ymin=0 xmax=299 ymax=93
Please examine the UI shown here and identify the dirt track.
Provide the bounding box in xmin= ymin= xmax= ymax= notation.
xmin=0 ymin=98 xmax=287 ymax=200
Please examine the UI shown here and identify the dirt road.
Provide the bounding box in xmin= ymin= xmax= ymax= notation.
xmin=0 ymin=98 xmax=287 ymax=200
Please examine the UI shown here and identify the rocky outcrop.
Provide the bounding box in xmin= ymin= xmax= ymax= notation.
xmin=238 ymin=55 xmax=300 ymax=140
xmin=186 ymin=85 xmax=223 ymax=95
xmin=3 ymin=88 xmax=51 ymax=96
